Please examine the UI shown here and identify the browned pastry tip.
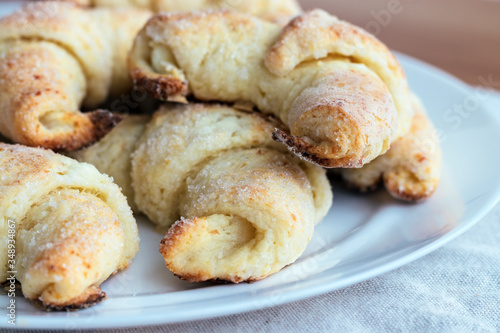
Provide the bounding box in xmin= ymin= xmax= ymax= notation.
xmin=382 ymin=111 xmax=442 ymax=202
xmin=337 ymin=97 xmax=442 ymax=202
xmin=272 ymin=128 xmax=361 ymax=168
xmin=160 ymin=217 xmax=253 ymax=284
xmin=0 ymin=2 xmax=150 ymax=150
xmin=131 ymin=68 xmax=189 ymax=100
xmin=34 ymin=287 xmax=107 ymax=312
xmin=24 ymin=110 xmax=122 ymax=152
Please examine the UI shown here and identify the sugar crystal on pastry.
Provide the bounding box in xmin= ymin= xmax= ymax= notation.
xmin=73 ymin=103 xmax=333 ymax=283
xmin=336 ymin=95 xmax=442 ymax=201
xmin=129 ymin=9 xmax=411 ymax=168
xmin=0 ymin=143 xmax=139 ymax=310
xmin=0 ymin=2 xmax=150 ymax=150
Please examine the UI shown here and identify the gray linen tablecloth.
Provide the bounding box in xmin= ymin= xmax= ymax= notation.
xmin=5 ymin=92 xmax=499 ymax=333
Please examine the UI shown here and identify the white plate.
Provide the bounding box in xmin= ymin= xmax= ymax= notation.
xmin=2 ymin=4 xmax=500 ymax=330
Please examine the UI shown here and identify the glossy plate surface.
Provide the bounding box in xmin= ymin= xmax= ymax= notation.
xmin=1 ymin=3 xmax=500 ymax=330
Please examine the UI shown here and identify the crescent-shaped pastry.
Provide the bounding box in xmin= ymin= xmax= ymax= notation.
xmin=65 ymin=0 xmax=301 ymax=25
xmin=338 ymin=96 xmax=442 ymax=201
xmin=73 ymin=103 xmax=333 ymax=283
xmin=0 ymin=143 xmax=139 ymax=310
xmin=129 ymin=9 xmax=412 ymax=168
xmin=0 ymin=1 xmax=150 ymax=150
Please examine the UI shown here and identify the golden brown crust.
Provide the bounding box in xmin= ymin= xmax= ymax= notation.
xmin=382 ymin=110 xmax=441 ymax=201
xmin=160 ymin=218 xmax=258 ymax=284
xmin=264 ymin=9 xmax=412 ymax=138
xmin=74 ymin=103 xmax=332 ymax=283
xmin=0 ymin=143 xmax=139 ymax=309
xmin=273 ymin=128 xmax=355 ymax=168
xmin=266 ymin=10 xmax=401 ymax=77
xmin=24 ymin=110 xmax=123 ymax=152
xmin=337 ymin=96 xmax=442 ymax=202
xmin=127 ymin=104 xmax=332 ymax=283
xmin=384 ymin=180 xmax=431 ymax=202
xmin=128 ymin=10 xmax=405 ymax=168
xmin=33 ymin=286 xmax=107 ymax=312
xmin=0 ymin=2 xmax=150 ymax=150
xmin=85 ymin=110 xmax=124 ymax=146
xmin=160 ymin=218 xmax=213 ymax=283
xmin=131 ymin=68 xmax=188 ymax=100
xmin=156 ymin=147 xmax=320 ymax=283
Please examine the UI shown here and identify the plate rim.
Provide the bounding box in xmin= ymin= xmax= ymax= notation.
xmin=3 ymin=51 xmax=500 ymax=329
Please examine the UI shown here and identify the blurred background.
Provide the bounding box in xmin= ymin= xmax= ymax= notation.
xmin=299 ymin=0 xmax=500 ymax=88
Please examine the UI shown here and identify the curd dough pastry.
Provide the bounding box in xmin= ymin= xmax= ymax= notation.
xmin=0 ymin=1 xmax=150 ymax=150
xmin=73 ymin=103 xmax=333 ymax=283
xmin=69 ymin=115 xmax=150 ymax=213
xmin=338 ymin=96 xmax=442 ymax=201
xmin=65 ymin=0 xmax=301 ymax=25
xmin=129 ymin=9 xmax=413 ymax=168
xmin=0 ymin=143 xmax=139 ymax=310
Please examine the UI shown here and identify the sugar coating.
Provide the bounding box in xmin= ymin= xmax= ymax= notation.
xmin=0 ymin=143 xmax=138 ymax=308
xmin=130 ymin=9 xmax=413 ymax=168
xmin=0 ymin=2 xmax=150 ymax=149
xmin=127 ymin=103 xmax=333 ymax=282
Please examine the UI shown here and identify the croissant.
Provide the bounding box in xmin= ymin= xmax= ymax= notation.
xmin=73 ymin=103 xmax=333 ymax=283
xmin=0 ymin=143 xmax=139 ymax=310
xmin=0 ymin=1 xmax=150 ymax=150
xmin=65 ymin=0 xmax=301 ymax=25
xmin=338 ymin=96 xmax=442 ymax=201
xmin=129 ymin=9 xmax=413 ymax=168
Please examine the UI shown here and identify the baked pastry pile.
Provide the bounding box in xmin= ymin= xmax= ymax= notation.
xmin=0 ymin=0 xmax=441 ymax=310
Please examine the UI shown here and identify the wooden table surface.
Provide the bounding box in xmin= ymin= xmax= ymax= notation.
xmin=299 ymin=0 xmax=500 ymax=88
